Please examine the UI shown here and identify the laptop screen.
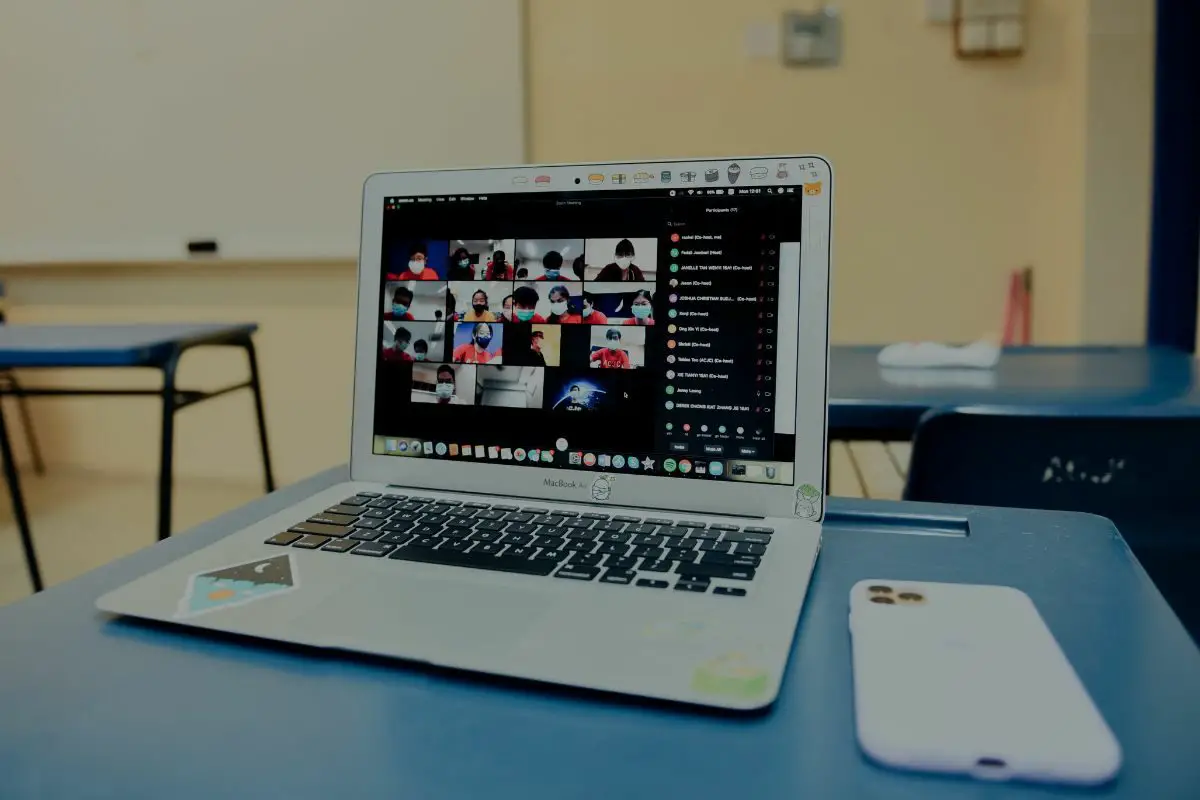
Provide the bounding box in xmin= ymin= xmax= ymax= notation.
xmin=371 ymin=181 xmax=804 ymax=485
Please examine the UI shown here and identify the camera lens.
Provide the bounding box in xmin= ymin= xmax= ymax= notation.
xmin=867 ymin=585 xmax=892 ymax=594
xmin=898 ymin=592 xmax=924 ymax=602
xmin=574 ymin=177 xmax=581 ymax=184
xmin=870 ymin=596 xmax=895 ymax=604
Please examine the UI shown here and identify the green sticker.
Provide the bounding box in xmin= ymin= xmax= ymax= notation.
xmin=691 ymin=653 xmax=769 ymax=698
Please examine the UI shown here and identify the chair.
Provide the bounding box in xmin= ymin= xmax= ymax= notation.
xmin=905 ymin=406 xmax=1200 ymax=641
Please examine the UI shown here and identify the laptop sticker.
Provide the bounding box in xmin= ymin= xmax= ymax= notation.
xmin=794 ymin=483 xmax=821 ymax=519
xmin=176 ymin=554 xmax=297 ymax=619
xmin=590 ymin=475 xmax=613 ymax=502
xmin=691 ymin=652 xmax=769 ymax=699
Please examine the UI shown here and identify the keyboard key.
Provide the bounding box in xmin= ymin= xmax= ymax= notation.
xmin=502 ymin=533 xmax=534 ymax=547
xmin=422 ymin=514 xmax=452 ymax=526
xmin=522 ymin=507 xmax=549 ymax=514
xmin=594 ymin=520 xmax=627 ymax=533
xmin=700 ymin=553 xmax=761 ymax=568
xmin=506 ymin=546 xmax=535 ymax=559
xmin=555 ymin=566 xmax=599 ymax=581
xmin=383 ymin=494 xmax=408 ymax=501
xmin=659 ymin=527 xmax=689 ymax=539
xmin=475 ymin=509 xmax=506 ymax=521
xmin=503 ymin=512 xmax=535 ymax=524
xmin=599 ymin=532 xmax=631 ymax=544
xmin=429 ymin=504 xmax=459 ymax=517
xmin=362 ymin=508 xmax=392 ymax=520
xmin=725 ymin=531 xmax=772 ymax=545
xmin=325 ymin=504 xmax=366 ymax=516
xmin=639 ymin=559 xmax=672 ymax=573
xmin=474 ymin=542 xmax=505 ymax=555
xmin=462 ymin=501 xmax=490 ymax=508
xmin=321 ymin=538 xmax=357 ymax=553
xmin=645 ymin=518 xmax=673 ymax=526
xmin=349 ymin=529 xmax=383 ymax=541
xmin=265 ymin=532 xmax=302 ymax=546
xmin=476 ymin=520 xmax=506 ymax=532
xmin=627 ymin=524 xmax=658 ymax=536
xmin=709 ymin=523 xmax=739 ymax=531
xmin=663 ymin=536 xmax=689 ymax=549
xmin=380 ymin=532 xmax=415 ymax=546
xmin=309 ymin=512 xmax=358 ymax=526
xmin=570 ymin=552 xmax=603 ymax=567
xmin=597 ymin=543 xmax=629 ymax=556
xmin=392 ymin=510 xmax=422 ymax=522
xmin=668 ymin=548 xmax=697 ymax=563
xmin=565 ymin=530 xmax=598 ymax=542
xmin=600 ymin=570 xmax=635 ymax=585
xmin=674 ymin=581 xmax=708 ymax=593
xmin=449 ymin=507 xmax=477 ymax=518
xmin=389 ymin=546 xmax=556 ymax=576
xmin=396 ymin=501 xmax=426 ymax=513
xmin=383 ymin=520 xmax=416 ymax=533
xmin=636 ymin=579 xmax=669 ymax=589
xmin=412 ymin=536 xmax=445 ymax=548
xmin=744 ymin=526 xmax=775 ymax=535
xmin=411 ymin=497 xmax=436 ymax=503
xmin=412 ymin=524 xmax=444 ymax=537
xmin=445 ymin=519 xmax=475 ymax=530
xmin=340 ymin=496 xmax=370 ymax=506
xmin=632 ymin=546 xmax=666 ymax=560
xmin=492 ymin=504 xmax=519 ymax=512
xmin=604 ymin=556 xmax=639 ymax=571
xmin=563 ymin=518 xmax=594 ymax=529
xmin=470 ymin=531 xmax=503 ymax=543
xmin=292 ymin=534 xmax=330 ymax=549
xmin=532 ymin=515 xmax=563 ymax=527
xmin=733 ymin=543 xmax=767 ymax=557
xmin=612 ymin=515 xmax=641 ymax=523
xmin=676 ymin=562 xmax=756 ymax=581
xmin=533 ymin=548 xmax=569 ymax=562
xmin=581 ymin=512 xmax=610 ymax=520
xmin=679 ymin=521 xmax=707 ymax=529
xmin=631 ymin=534 xmax=665 ymax=547
xmin=713 ymin=586 xmax=747 ymax=597
xmin=533 ymin=536 xmax=564 ymax=549
xmin=686 ymin=529 xmax=721 ymax=541
xmin=289 ymin=521 xmax=351 ymax=538
xmin=351 ymin=542 xmax=395 ymax=557
xmin=505 ymin=522 xmax=538 ymax=535
xmin=445 ymin=539 xmax=472 ymax=552
xmin=357 ymin=492 xmax=382 ymax=498
xmin=352 ymin=517 xmax=386 ymax=531
xmin=366 ymin=498 xmax=397 ymax=509
xmin=553 ymin=510 xmax=580 ymax=518
xmin=562 ymin=540 xmax=595 ymax=552
xmin=698 ymin=541 xmax=732 ymax=553
xmin=434 ymin=499 xmax=462 ymax=507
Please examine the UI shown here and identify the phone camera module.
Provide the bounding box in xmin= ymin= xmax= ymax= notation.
xmin=869 ymin=596 xmax=895 ymax=604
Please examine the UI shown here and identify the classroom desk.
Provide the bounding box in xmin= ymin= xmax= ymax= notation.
xmin=830 ymin=345 xmax=1200 ymax=440
xmin=0 ymin=324 xmax=276 ymax=592
xmin=2 ymin=467 xmax=1197 ymax=799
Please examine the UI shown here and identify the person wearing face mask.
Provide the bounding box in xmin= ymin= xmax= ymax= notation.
xmin=622 ymin=289 xmax=656 ymax=326
xmin=412 ymin=339 xmax=429 ymax=361
xmin=590 ymin=328 xmax=631 ymax=369
xmin=395 ymin=245 xmax=438 ymax=281
xmin=382 ymin=327 xmax=414 ymax=363
xmin=524 ymin=330 xmax=547 ymax=367
xmin=448 ymin=247 xmax=475 ymax=280
xmin=580 ymin=292 xmax=609 ymax=324
xmin=500 ymin=294 xmax=514 ymax=322
xmin=511 ymin=286 xmax=547 ymax=323
xmin=384 ymin=287 xmax=415 ymax=321
xmin=536 ymin=251 xmax=566 ymax=281
xmin=595 ymin=239 xmax=645 ymax=282
xmin=556 ymin=383 xmax=587 ymax=411
xmin=484 ymin=249 xmax=514 ymax=281
xmin=433 ymin=365 xmax=460 ymax=404
xmin=452 ymin=322 xmax=497 ymax=364
xmin=461 ymin=289 xmax=497 ymax=322
xmin=546 ymin=285 xmax=582 ymax=324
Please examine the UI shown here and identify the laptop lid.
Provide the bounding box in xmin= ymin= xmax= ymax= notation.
xmin=350 ymin=156 xmax=831 ymax=521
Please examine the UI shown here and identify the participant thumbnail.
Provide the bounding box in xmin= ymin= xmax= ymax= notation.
xmin=527 ymin=282 xmax=586 ymax=323
xmin=585 ymin=238 xmax=657 ymax=282
xmin=447 ymin=239 xmax=514 ymax=280
xmin=447 ymin=281 xmax=510 ymax=323
xmin=586 ymin=283 xmax=656 ymax=326
xmin=588 ymin=325 xmax=646 ymax=369
xmin=383 ymin=281 xmax=452 ymax=322
xmin=385 ymin=240 xmax=448 ymax=281
xmin=411 ymin=363 xmax=476 ymax=406
xmin=382 ymin=321 xmax=446 ymax=364
xmin=504 ymin=324 xmax=561 ymax=367
xmin=516 ymin=239 xmax=585 ymax=282
xmin=451 ymin=320 xmax=504 ymax=364
xmin=548 ymin=374 xmax=627 ymax=412
xmin=475 ymin=365 xmax=545 ymax=409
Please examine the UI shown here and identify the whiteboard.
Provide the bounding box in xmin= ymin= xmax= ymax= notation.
xmin=0 ymin=0 xmax=524 ymax=264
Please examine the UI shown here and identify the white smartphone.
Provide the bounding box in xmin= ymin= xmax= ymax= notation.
xmin=849 ymin=579 xmax=1121 ymax=785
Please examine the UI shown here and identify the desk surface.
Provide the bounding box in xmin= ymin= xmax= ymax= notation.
xmin=0 ymin=323 xmax=258 ymax=367
xmin=830 ymin=345 xmax=1200 ymax=436
xmin=3 ymin=469 xmax=1198 ymax=798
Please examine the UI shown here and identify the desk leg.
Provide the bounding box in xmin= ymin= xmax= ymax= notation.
xmin=0 ymin=404 xmax=42 ymax=591
xmin=244 ymin=339 xmax=276 ymax=494
xmin=157 ymin=353 xmax=180 ymax=541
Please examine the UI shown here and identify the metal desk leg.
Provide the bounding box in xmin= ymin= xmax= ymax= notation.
xmin=0 ymin=403 xmax=42 ymax=591
xmin=157 ymin=352 xmax=180 ymax=541
xmin=244 ymin=339 xmax=276 ymax=494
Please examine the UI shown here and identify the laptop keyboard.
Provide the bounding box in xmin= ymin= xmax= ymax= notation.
xmin=265 ymin=493 xmax=772 ymax=595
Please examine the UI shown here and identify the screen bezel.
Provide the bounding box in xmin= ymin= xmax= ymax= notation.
xmin=350 ymin=156 xmax=831 ymax=520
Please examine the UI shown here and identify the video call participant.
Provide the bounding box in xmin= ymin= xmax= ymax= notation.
xmin=461 ymin=289 xmax=498 ymax=322
xmin=546 ymin=285 xmax=582 ymax=324
xmin=536 ymin=251 xmax=566 ymax=281
xmin=382 ymin=327 xmax=414 ymax=363
xmin=434 ymin=365 xmax=462 ymax=404
xmin=448 ymin=247 xmax=475 ymax=280
xmin=623 ymin=289 xmax=656 ymax=326
xmin=484 ymin=249 xmax=514 ymax=280
xmin=501 ymin=294 xmax=514 ymax=322
xmin=560 ymin=384 xmax=587 ymax=411
xmin=594 ymin=239 xmax=647 ymax=282
xmin=384 ymin=287 xmax=415 ymax=321
xmin=580 ymin=292 xmax=608 ymax=324
xmin=590 ymin=329 xmax=631 ymax=369
xmin=453 ymin=322 xmax=497 ymax=364
xmin=526 ymin=330 xmax=546 ymax=366
xmin=512 ymin=285 xmax=547 ymax=323
xmin=413 ymin=339 xmax=429 ymax=361
xmin=395 ymin=244 xmax=438 ymax=281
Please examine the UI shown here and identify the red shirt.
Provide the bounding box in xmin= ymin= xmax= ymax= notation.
xmin=485 ymin=263 xmax=514 ymax=280
xmin=591 ymin=348 xmax=631 ymax=369
xmin=553 ymin=312 xmax=584 ymax=324
xmin=382 ymin=348 xmax=413 ymax=363
xmin=383 ymin=311 xmax=415 ymax=321
xmin=393 ymin=269 xmax=438 ymax=281
xmin=582 ymin=310 xmax=609 ymax=324
xmin=622 ymin=317 xmax=655 ymax=326
xmin=452 ymin=343 xmax=493 ymax=363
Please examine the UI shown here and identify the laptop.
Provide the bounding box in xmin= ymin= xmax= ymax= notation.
xmin=97 ymin=156 xmax=833 ymax=710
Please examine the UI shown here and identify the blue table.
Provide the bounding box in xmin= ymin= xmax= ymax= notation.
xmin=830 ymin=345 xmax=1200 ymax=439
xmin=0 ymin=324 xmax=276 ymax=591
xmin=2 ymin=467 xmax=1197 ymax=799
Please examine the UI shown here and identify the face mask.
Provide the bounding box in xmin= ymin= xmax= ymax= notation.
xmin=581 ymin=305 xmax=593 ymax=317
xmin=472 ymin=303 xmax=487 ymax=314
xmin=631 ymin=303 xmax=652 ymax=319
xmin=544 ymin=269 xmax=559 ymax=279
xmin=392 ymin=303 xmax=408 ymax=315
xmin=396 ymin=340 xmax=409 ymax=351
xmin=475 ymin=335 xmax=492 ymax=349
xmin=414 ymin=352 xmax=426 ymax=361
xmin=435 ymin=382 xmax=454 ymax=399
xmin=616 ymin=257 xmax=632 ymax=269
xmin=515 ymin=308 xmax=535 ymax=322
xmin=408 ymin=260 xmax=426 ymax=275
xmin=458 ymin=259 xmax=470 ymax=268
xmin=549 ymin=301 xmax=568 ymax=315
xmin=607 ymin=340 xmax=619 ymax=351
xmin=570 ymin=392 xmax=581 ymax=402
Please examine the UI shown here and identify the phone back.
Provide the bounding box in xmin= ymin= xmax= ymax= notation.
xmin=849 ymin=580 xmax=1121 ymax=784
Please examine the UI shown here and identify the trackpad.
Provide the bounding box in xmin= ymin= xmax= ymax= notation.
xmin=304 ymin=571 xmax=551 ymax=663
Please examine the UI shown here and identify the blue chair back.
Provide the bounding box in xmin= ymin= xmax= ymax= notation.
xmin=905 ymin=406 xmax=1200 ymax=640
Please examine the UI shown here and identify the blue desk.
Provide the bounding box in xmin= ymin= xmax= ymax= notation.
xmin=830 ymin=345 xmax=1200 ymax=439
xmin=2 ymin=467 xmax=1197 ymax=799
xmin=0 ymin=324 xmax=276 ymax=591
